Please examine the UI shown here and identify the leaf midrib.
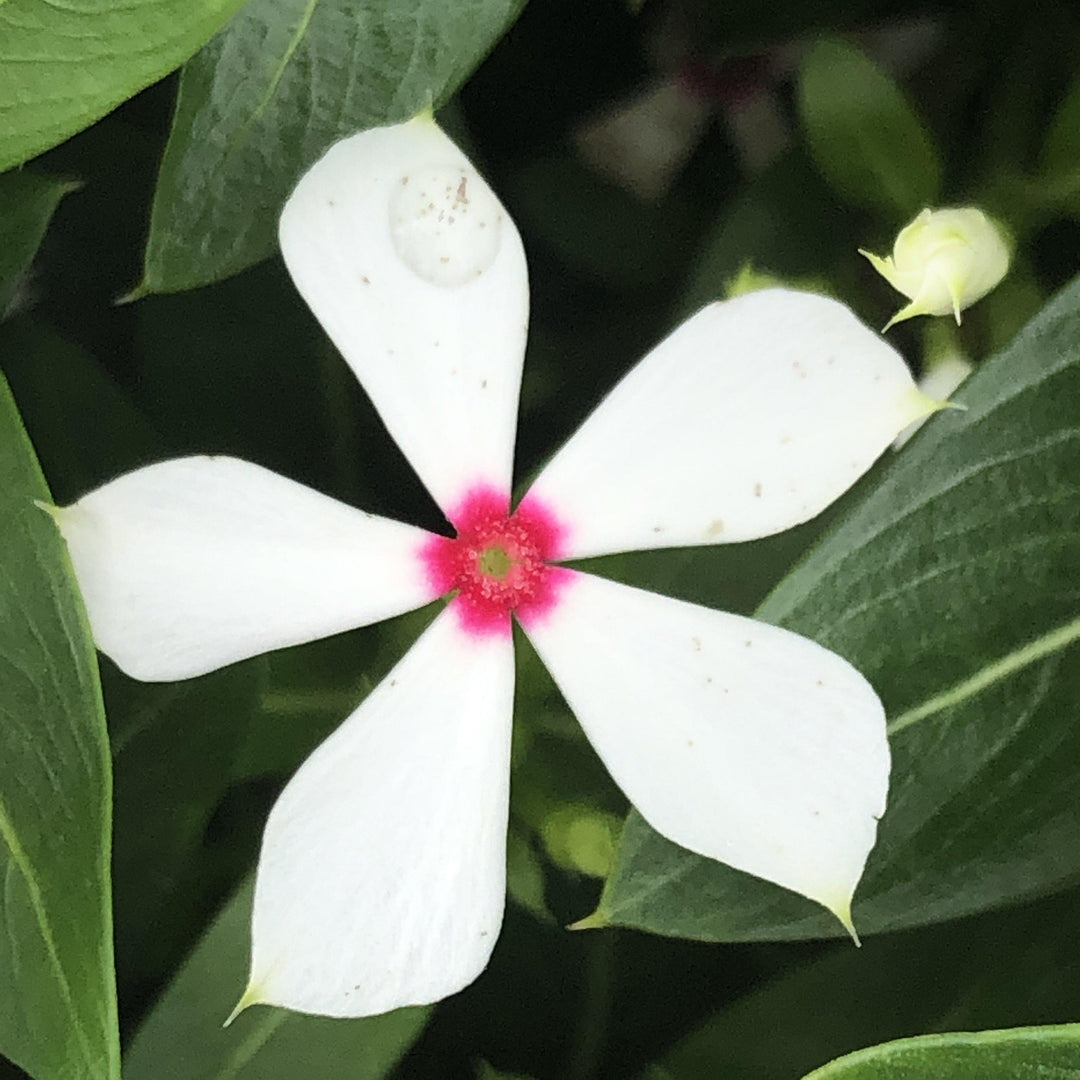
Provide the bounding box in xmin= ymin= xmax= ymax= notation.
xmin=887 ymin=614 xmax=1080 ymax=735
xmin=0 ymin=789 xmax=100 ymax=1077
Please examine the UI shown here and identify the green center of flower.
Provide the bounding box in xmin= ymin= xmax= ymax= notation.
xmin=478 ymin=544 xmax=512 ymax=579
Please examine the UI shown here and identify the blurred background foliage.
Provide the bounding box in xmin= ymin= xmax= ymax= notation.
xmin=3 ymin=0 xmax=1080 ymax=1077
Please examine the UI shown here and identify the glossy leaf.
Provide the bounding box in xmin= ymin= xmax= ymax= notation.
xmin=123 ymin=880 xmax=431 ymax=1080
xmin=0 ymin=0 xmax=247 ymax=172
xmin=0 ymin=373 xmax=119 ymax=1080
xmin=0 ymin=172 xmax=78 ymax=317
xmin=798 ymin=37 xmax=941 ymax=220
xmin=140 ymin=0 xmax=526 ymax=292
xmin=804 ymin=1024 xmax=1080 ymax=1079
xmin=597 ymin=273 xmax=1080 ymax=942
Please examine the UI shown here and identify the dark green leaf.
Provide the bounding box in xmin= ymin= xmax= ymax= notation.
xmin=650 ymin=887 xmax=1080 ymax=1080
xmin=0 ymin=373 xmax=119 ymax=1080
xmin=1038 ymin=71 xmax=1080 ymax=216
xmin=0 ymin=319 xmax=161 ymax=502
xmin=599 ymin=273 xmax=1080 ymax=942
xmin=123 ymin=880 xmax=430 ymax=1080
xmin=803 ymin=1024 xmax=1080 ymax=1079
xmin=0 ymin=0 xmax=247 ymax=172
xmin=107 ymin=659 xmax=267 ymax=995
xmin=797 ymin=37 xmax=941 ymax=221
xmin=0 ymin=172 xmax=77 ymax=318
xmin=140 ymin=0 xmax=526 ymax=293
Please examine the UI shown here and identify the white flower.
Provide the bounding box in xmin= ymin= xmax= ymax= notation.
xmin=860 ymin=207 xmax=1011 ymax=330
xmin=54 ymin=116 xmax=943 ymax=1020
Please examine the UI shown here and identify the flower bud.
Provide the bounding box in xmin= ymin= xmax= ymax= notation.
xmin=860 ymin=207 xmax=1010 ymax=330
xmin=540 ymin=806 xmax=622 ymax=878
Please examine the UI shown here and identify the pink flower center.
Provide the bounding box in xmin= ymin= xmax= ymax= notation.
xmin=420 ymin=485 xmax=572 ymax=637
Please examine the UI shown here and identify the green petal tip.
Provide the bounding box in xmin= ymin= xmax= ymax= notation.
xmin=223 ymin=984 xmax=262 ymax=1028
xmin=828 ymin=897 xmax=861 ymax=947
xmin=567 ymin=909 xmax=608 ymax=932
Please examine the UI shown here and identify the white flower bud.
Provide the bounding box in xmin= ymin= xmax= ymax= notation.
xmin=860 ymin=207 xmax=1010 ymax=330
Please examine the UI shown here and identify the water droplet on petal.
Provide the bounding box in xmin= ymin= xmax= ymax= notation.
xmin=389 ymin=165 xmax=503 ymax=287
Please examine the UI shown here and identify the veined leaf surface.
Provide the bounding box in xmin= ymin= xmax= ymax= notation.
xmin=599 ymin=274 xmax=1080 ymax=942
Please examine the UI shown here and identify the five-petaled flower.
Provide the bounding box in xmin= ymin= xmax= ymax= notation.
xmin=54 ymin=116 xmax=943 ymax=1020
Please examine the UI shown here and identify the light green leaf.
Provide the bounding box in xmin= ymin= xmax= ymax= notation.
xmin=804 ymin=1024 xmax=1080 ymax=1079
xmin=598 ymin=273 xmax=1080 ymax=942
xmin=0 ymin=0 xmax=247 ymax=172
xmin=139 ymin=0 xmax=526 ymax=293
xmin=124 ymin=880 xmax=431 ymax=1080
xmin=0 ymin=373 xmax=119 ymax=1080
xmin=798 ymin=37 xmax=942 ymax=220
xmin=0 ymin=172 xmax=78 ymax=317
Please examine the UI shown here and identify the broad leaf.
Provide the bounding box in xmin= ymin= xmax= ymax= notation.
xmin=123 ymin=880 xmax=431 ymax=1080
xmin=0 ymin=0 xmax=247 ymax=172
xmin=107 ymin=658 xmax=267 ymax=997
xmin=139 ymin=0 xmax=526 ymax=293
xmin=0 ymin=373 xmax=119 ymax=1080
xmin=798 ymin=37 xmax=941 ymax=221
xmin=0 ymin=172 xmax=77 ymax=318
xmin=650 ymin=886 xmax=1080 ymax=1079
xmin=598 ymin=273 xmax=1080 ymax=942
xmin=804 ymin=1024 xmax=1080 ymax=1079
xmin=0 ymin=319 xmax=160 ymax=502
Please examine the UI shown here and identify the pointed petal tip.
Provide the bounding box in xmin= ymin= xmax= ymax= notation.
xmin=904 ymin=387 xmax=963 ymax=424
xmin=825 ymin=895 xmax=861 ymax=946
xmin=411 ymin=97 xmax=437 ymax=125
xmin=32 ymin=498 xmax=59 ymax=520
xmin=115 ymin=281 xmax=150 ymax=307
xmin=223 ymin=984 xmax=262 ymax=1028
xmin=567 ymin=909 xmax=609 ymax=932
xmin=881 ymin=298 xmax=925 ymax=332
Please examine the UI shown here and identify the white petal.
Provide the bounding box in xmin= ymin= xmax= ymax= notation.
xmin=524 ymin=571 xmax=889 ymax=923
xmin=246 ymin=607 xmax=514 ymax=1017
xmin=528 ymin=289 xmax=937 ymax=559
xmin=55 ymin=456 xmax=435 ymax=681
xmin=279 ymin=116 xmax=529 ymax=515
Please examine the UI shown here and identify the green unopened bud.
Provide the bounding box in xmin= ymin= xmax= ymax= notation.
xmin=540 ymin=806 xmax=621 ymax=878
xmin=860 ymin=207 xmax=1010 ymax=331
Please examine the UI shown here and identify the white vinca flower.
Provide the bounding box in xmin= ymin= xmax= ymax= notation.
xmin=860 ymin=207 xmax=1011 ymax=330
xmin=55 ymin=115 xmax=944 ymax=1020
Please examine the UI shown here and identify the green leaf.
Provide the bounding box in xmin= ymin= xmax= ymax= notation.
xmin=797 ymin=37 xmax=942 ymax=221
xmin=0 ymin=0 xmax=247 ymax=172
xmin=107 ymin=658 xmax=267 ymax=995
xmin=1038 ymin=72 xmax=1080 ymax=216
xmin=803 ymin=1024 xmax=1080 ymax=1079
xmin=140 ymin=0 xmax=526 ymax=293
xmin=0 ymin=373 xmax=119 ymax=1080
xmin=650 ymin=886 xmax=1080 ymax=1079
xmin=0 ymin=319 xmax=161 ymax=503
xmin=598 ymin=272 xmax=1080 ymax=942
xmin=123 ymin=880 xmax=431 ymax=1080
xmin=0 ymin=172 xmax=77 ymax=317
